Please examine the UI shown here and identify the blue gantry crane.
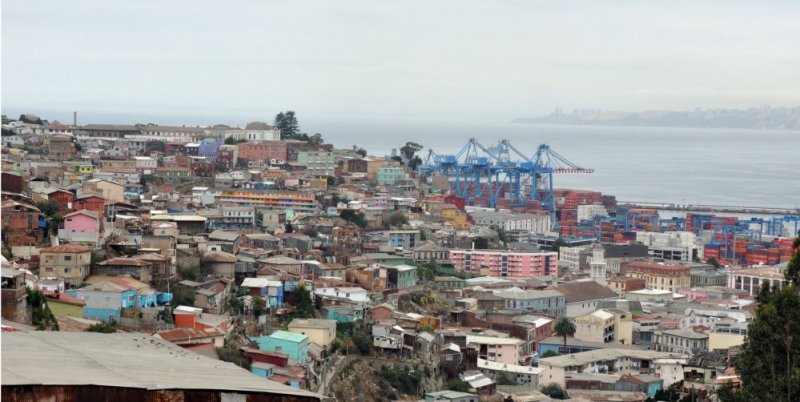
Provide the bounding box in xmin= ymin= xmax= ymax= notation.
xmin=421 ymin=138 xmax=593 ymax=226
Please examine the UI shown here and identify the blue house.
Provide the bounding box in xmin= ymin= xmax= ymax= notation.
xmin=250 ymin=362 xmax=276 ymax=378
xmin=241 ymin=278 xmax=284 ymax=307
xmin=198 ymin=137 xmax=223 ymax=162
xmin=68 ymin=281 xmax=138 ymax=321
xmin=251 ymin=330 xmax=309 ymax=364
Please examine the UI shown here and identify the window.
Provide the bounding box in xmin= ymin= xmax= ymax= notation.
xmin=64 ymin=256 xmax=72 ymax=261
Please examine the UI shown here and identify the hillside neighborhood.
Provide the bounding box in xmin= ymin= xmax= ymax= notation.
xmin=2 ymin=114 xmax=798 ymax=402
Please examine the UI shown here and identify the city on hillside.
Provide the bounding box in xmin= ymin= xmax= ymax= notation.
xmin=1 ymin=111 xmax=799 ymax=401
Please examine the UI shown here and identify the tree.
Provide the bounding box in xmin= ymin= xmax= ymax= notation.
xmin=274 ymin=111 xmax=299 ymax=140
xmin=86 ymin=320 xmax=118 ymax=333
xmin=496 ymin=371 xmax=517 ymax=385
xmin=444 ymin=379 xmax=471 ymax=392
xmin=473 ymin=237 xmax=489 ymax=250
xmin=706 ymin=256 xmax=721 ymax=268
xmin=351 ymin=329 xmax=372 ymax=355
xmin=718 ymin=235 xmax=800 ymax=402
xmin=355 ymin=147 xmax=367 ymax=157
xmin=490 ymin=225 xmax=509 ymax=244
xmin=552 ymin=236 xmax=567 ymax=253
xmin=224 ymin=137 xmax=246 ymax=145
xmin=553 ymin=317 xmax=576 ymax=353
xmin=400 ymin=141 xmax=423 ymax=163
xmin=290 ymin=284 xmax=316 ymax=319
xmin=540 ymin=383 xmax=569 ymax=399
xmin=284 ymin=222 xmax=294 ymax=233
xmin=417 ymin=258 xmax=436 ymax=282
xmin=386 ymin=212 xmax=409 ymax=228
xmin=340 ymin=209 xmax=367 ymax=228
xmin=541 ymin=349 xmax=560 ymax=358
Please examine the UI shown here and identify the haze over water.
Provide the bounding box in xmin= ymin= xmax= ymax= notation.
xmin=302 ymin=118 xmax=800 ymax=210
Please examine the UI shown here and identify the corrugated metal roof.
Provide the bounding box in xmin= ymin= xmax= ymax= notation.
xmin=2 ymin=332 xmax=320 ymax=398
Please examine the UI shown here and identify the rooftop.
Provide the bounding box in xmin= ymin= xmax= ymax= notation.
xmin=1 ymin=332 xmax=318 ymax=399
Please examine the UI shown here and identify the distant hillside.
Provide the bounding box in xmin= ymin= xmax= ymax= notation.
xmin=514 ymin=107 xmax=800 ymax=130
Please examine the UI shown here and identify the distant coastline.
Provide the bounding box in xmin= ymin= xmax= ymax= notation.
xmin=514 ymin=106 xmax=800 ymax=130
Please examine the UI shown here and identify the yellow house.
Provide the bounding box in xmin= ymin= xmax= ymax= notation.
xmin=287 ymin=318 xmax=337 ymax=348
xmin=449 ymin=215 xmax=471 ymax=230
xmin=78 ymin=165 xmax=94 ymax=174
xmin=574 ymin=309 xmax=633 ymax=345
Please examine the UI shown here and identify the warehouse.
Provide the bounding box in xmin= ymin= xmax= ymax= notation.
xmin=1 ymin=331 xmax=321 ymax=401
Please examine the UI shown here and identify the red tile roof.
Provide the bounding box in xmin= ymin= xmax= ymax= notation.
xmin=97 ymin=257 xmax=152 ymax=267
xmin=42 ymin=244 xmax=92 ymax=253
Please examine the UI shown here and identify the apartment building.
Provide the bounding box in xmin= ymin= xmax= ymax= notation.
xmin=450 ymin=249 xmax=558 ymax=279
xmin=213 ymin=189 xmax=317 ymax=214
xmin=297 ymin=151 xmax=336 ymax=177
xmin=469 ymin=210 xmax=551 ymax=235
xmin=574 ymin=309 xmax=633 ymax=345
xmin=237 ymin=141 xmax=288 ymax=165
xmin=39 ymin=244 xmax=92 ymax=287
xmin=622 ymin=261 xmax=691 ymax=293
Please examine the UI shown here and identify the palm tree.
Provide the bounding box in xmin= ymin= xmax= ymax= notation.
xmin=553 ymin=317 xmax=576 ymax=354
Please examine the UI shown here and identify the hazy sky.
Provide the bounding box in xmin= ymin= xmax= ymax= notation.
xmin=3 ymin=0 xmax=800 ymax=124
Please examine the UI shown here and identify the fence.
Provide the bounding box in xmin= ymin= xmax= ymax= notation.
xmin=118 ymin=317 xmax=174 ymax=332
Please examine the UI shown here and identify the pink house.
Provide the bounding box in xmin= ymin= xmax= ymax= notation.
xmin=449 ymin=249 xmax=558 ymax=278
xmin=58 ymin=209 xmax=101 ymax=245
xmin=466 ymin=334 xmax=524 ymax=365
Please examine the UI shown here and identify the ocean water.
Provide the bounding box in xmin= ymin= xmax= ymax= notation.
xmin=306 ymin=118 xmax=800 ymax=209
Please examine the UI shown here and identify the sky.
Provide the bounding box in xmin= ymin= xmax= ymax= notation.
xmin=3 ymin=0 xmax=800 ymax=125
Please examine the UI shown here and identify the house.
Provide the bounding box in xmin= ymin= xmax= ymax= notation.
xmin=201 ymin=251 xmax=237 ymax=278
xmin=207 ymin=230 xmax=241 ymax=254
xmin=241 ymin=277 xmax=284 ymax=307
xmin=2 ymin=268 xmax=28 ymax=322
xmin=574 ymin=309 xmax=633 ymax=345
xmin=652 ymin=327 xmax=709 ymax=355
xmin=682 ymin=350 xmax=729 ymax=397
xmin=68 ymin=280 xmax=138 ymax=321
xmin=241 ymin=233 xmax=281 ymax=250
xmin=172 ymin=305 xmax=231 ymax=332
xmin=305 ymin=261 xmax=346 ymax=279
xmin=537 ymin=348 xmax=687 ymax=389
xmin=251 ymin=330 xmax=309 ymax=364
xmin=93 ymin=257 xmax=153 ymax=283
xmin=466 ymin=334 xmax=524 ymax=365
xmin=82 ymin=275 xmax=165 ymax=308
xmin=287 ymin=318 xmax=337 ymax=348
xmin=39 ymin=244 xmax=93 ymax=287
xmin=1 ymin=199 xmax=45 ymax=246
xmin=369 ymin=303 xmax=395 ymax=322
xmin=31 ymin=187 xmax=75 ymax=212
xmin=58 ymin=210 xmax=102 ymax=245
xmin=383 ymin=264 xmax=418 ymax=289
xmin=72 ymin=194 xmax=106 ymax=218
xmin=154 ymin=327 xmax=226 ymax=349
xmin=259 ymin=256 xmax=303 ymax=275
xmin=424 ymin=391 xmax=478 ymax=402
xmin=492 ymin=288 xmax=566 ymax=318
xmin=82 ymin=179 xmax=124 ymax=202
xmin=478 ymin=357 xmax=543 ymax=389
xmin=555 ymin=280 xmax=620 ymax=317
xmin=460 ymin=371 xmax=496 ymax=396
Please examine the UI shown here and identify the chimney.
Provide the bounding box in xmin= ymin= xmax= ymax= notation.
xmin=73 ymin=111 xmax=77 ymax=127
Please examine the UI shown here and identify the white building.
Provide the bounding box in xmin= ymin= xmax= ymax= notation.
xmin=560 ymin=245 xmax=591 ymax=272
xmin=224 ymin=121 xmax=280 ymax=142
xmin=470 ymin=210 xmax=551 ymax=235
xmin=133 ymin=156 xmax=157 ymax=174
xmin=636 ymin=231 xmax=700 ymax=262
xmin=538 ymin=349 xmax=687 ymax=389
xmin=577 ymin=204 xmax=609 ymax=222
xmin=131 ymin=125 xmax=207 ymax=142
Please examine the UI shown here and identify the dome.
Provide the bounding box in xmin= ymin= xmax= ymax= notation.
xmin=245 ymin=121 xmax=271 ymax=130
